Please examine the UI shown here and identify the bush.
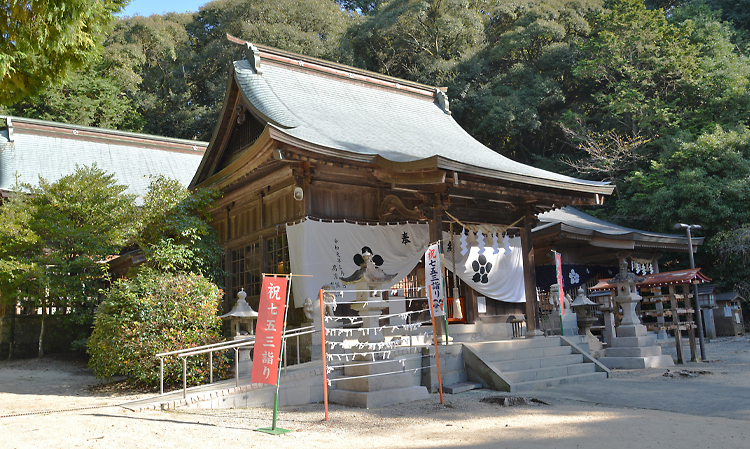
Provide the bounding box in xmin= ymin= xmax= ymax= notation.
xmin=88 ymin=271 xmax=228 ymax=388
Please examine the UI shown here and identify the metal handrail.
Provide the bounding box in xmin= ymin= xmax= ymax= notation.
xmin=156 ymin=325 xmax=316 ymax=398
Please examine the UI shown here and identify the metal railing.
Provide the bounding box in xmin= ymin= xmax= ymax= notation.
xmin=155 ymin=325 xmax=316 ymax=398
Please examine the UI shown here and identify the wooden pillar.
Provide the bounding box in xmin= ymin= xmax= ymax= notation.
xmin=686 ymin=285 xmax=697 ymax=362
xmin=520 ymin=209 xmax=541 ymax=336
xmin=669 ymin=285 xmax=684 ymax=364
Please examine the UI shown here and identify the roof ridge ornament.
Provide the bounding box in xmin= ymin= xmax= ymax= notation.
xmin=434 ymin=89 xmax=451 ymax=115
xmin=242 ymin=42 xmax=263 ymax=75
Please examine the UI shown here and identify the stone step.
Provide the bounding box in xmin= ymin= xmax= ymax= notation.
xmin=511 ymin=371 xmax=608 ymax=393
xmin=605 ymin=346 xmax=664 ymax=358
xmin=610 ymin=336 xmax=656 ymax=348
xmin=444 ymin=381 xmax=482 ymax=394
xmin=328 ymin=385 xmax=429 ymax=408
xmin=481 ymin=345 xmax=572 ymax=363
xmin=469 ymin=337 xmax=562 ymax=353
xmin=343 ymin=358 xmax=414 ymax=376
xmin=494 ymin=353 xmax=583 ymax=372
xmin=600 ymin=354 xmax=674 ymax=369
xmin=502 ymin=361 xmax=597 ymax=383
xmin=335 ymin=372 xmax=414 ymax=392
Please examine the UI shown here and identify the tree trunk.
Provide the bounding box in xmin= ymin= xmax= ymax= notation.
xmin=38 ymin=297 xmax=45 ymax=358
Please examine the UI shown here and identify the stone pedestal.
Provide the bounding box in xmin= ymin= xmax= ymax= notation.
xmin=548 ymin=284 xmax=578 ymax=336
xmin=601 ymin=278 xmax=674 ymax=369
xmin=549 ymin=309 xmax=579 ymax=336
xmin=236 ymin=346 xmax=254 ymax=376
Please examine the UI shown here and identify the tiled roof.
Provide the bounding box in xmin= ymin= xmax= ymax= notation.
xmin=590 ymin=268 xmax=711 ymax=290
xmin=218 ymin=41 xmax=613 ymax=195
xmin=535 ymin=206 xmax=703 ymax=246
xmin=1 ymin=117 xmax=206 ymax=202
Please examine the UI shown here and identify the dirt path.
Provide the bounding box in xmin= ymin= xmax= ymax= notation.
xmin=2 ymin=337 xmax=750 ymax=449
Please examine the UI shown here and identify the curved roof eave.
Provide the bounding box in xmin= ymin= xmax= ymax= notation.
xmin=269 ymin=126 xmax=614 ymax=196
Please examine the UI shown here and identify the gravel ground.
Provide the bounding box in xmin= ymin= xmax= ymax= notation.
xmin=2 ymin=335 xmax=750 ymax=449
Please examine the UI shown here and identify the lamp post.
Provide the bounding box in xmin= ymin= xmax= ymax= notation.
xmin=674 ymin=223 xmax=707 ymax=361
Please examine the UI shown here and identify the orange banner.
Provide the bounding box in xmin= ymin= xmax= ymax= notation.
xmin=251 ymin=276 xmax=288 ymax=385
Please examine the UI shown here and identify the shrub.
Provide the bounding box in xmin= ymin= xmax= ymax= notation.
xmin=88 ymin=270 xmax=227 ymax=388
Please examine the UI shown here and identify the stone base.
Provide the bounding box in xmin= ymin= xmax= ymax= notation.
xmin=328 ymin=385 xmax=429 ymax=408
xmin=549 ymin=311 xmax=579 ymax=336
xmin=599 ymin=355 xmax=674 ymax=369
xmin=600 ymin=323 xmax=675 ymax=369
xmin=329 ymin=359 xmax=429 ymax=409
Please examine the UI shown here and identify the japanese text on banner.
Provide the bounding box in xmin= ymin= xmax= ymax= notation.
xmin=555 ymin=252 xmax=564 ymax=315
xmin=250 ymin=276 xmax=288 ymax=385
xmin=425 ymin=243 xmax=445 ymax=317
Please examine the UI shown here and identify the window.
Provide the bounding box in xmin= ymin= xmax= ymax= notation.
xmin=231 ymin=242 xmax=261 ymax=300
xmin=266 ymin=235 xmax=290 ymax=275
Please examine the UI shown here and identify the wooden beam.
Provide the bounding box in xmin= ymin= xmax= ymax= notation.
xmin=373 ymin=169 xmax=446 ymax=185
xmin=445 ymin=206 xmax=523 ymax=226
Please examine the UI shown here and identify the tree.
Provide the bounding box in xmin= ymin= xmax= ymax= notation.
xmin=0 ymin=0 xmax=128 ymax=104
xmin=336 ymin=0 xmax=384 ymax=15
xmin=447 ymin=0 xmax=605 ymax=162
xmin=0 ymin=66 xmax=143 ymax=131
xmin=102 ymin=13 xmax=208 ymax=139
xmin=0 ymin=165 xmax=136 ymax=356
xmin=342 ymin=0 xmax=486 ymax=83
xmin=88 ymin=177 xmax=226 ymax=386
xmin=133 ymin=176 xmax=224 ymax=284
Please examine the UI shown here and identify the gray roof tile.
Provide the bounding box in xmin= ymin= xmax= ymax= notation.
xmin=1 ymin=118 xmax=205 ymax=203
xmin=234 ymin=54 xmax=611 ymax=192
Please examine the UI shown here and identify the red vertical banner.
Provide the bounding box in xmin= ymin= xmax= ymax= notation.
xmin=251 ymin=276 xmax=289 ymax=385
xmin=555 ymin=252 xmax=564 ymax=316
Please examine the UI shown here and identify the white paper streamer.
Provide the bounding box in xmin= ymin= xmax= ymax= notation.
xmin=460 ymin=226 xmax=468 ymax=255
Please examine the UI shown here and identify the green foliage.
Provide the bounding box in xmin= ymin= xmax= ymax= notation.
xmin=342 ymin=0 xmax=486 ymax=83
xmin=0 ymin=0 xmax=128 ymax=104
xmin=134 ymin=176 xmax=224 ymax=284
xmin=0 ymin=190 xmax=42 ymax=309
xmin=104 ymin=13 xmax=206 ymax=139
xmin=616 ymin=125 xmax=750 ymax=283
xmin=88 ymin=271 xmax=227 ymax=387
xmin=448 ymin=0 xmax=605 ymax=161
xmin=572 ymin=0 xmax=698 ymax=138
xmin=337 ymin=0 xmax=384 ymax=14
xmin=0 ymin=66 xmax=144 ymax=131
xmin=0 ymin=165 xmax=137 ymax=353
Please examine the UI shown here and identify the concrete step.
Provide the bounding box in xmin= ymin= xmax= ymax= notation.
xmin=335 ymin=372 xmax=414 ymax=392
xmin=494 ymin=353 xmax=583 ymax=372
xmin=469 ymin=337 xmax=562 ymax=354
xmin=511 ymin=371 xmax=608 ymax=393
xmin=481 ymin=345 xmax=572 ymax=363
xmin=328 ymin=385 xmax=429 ymax=408
xmin=444 ymin=381 xmax=482 ymax=394
xmin=503 ymin=361 xmax=596 ymax=383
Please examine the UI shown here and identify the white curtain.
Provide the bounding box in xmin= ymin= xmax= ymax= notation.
xmin=287 ymin=220 xmax=430 ymax=307
xmin=441 ymin=231 xmax=526 ymax=303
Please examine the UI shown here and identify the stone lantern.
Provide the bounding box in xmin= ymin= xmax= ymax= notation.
xmin=571 ymin=287 xmax=603 ymax=356
xmin=220 ymin=289 xmax=258 ymax=339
